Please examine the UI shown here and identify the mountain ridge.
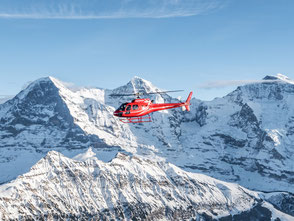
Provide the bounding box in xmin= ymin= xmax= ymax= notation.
xmin=0 ymin=74 xmax=293 ymax=193
xmin=1 ymin=149 xmax=292 ymax=220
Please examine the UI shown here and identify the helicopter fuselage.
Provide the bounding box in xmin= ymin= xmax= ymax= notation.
xmin=113 ymin=92 xmax=192 ymax=119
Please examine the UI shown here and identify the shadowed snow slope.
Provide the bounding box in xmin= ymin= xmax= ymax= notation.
xmin=0 ymin=150 xmax=292 ymax=220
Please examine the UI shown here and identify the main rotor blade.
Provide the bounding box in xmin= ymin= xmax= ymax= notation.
xmin=109 ymin=93 xmax=136 ymax=97
xmin=143 ymin=90 xmax=184 ymax=95
xmin=109 ymin=90 xmax=184 ymax=97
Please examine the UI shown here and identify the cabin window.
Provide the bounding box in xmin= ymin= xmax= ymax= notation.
xmin=118 ymin=103 xmax=127 ymax=111
xmin=126 ymin=105 xmax=131 ymax=111
xmin=133 ymin=105 xmax=139 ymax=110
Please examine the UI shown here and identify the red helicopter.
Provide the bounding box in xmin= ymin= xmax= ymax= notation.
xmin=110 ymin=90 xmax=193 ymax=123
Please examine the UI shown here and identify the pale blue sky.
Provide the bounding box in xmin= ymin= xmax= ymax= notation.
xmin=0 ymin=0 xmax=294 ymax=101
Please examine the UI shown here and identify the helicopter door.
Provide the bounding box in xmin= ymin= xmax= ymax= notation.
xmin=133 ymin=104 xmax=139 ymax=111
xmin=125 ymin=105 xmax=131 ymax=114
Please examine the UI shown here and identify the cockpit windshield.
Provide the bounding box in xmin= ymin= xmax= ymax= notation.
xmin=118 ymin=103 xmax=127 ymax=111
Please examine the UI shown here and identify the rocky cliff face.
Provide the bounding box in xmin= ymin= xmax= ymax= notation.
xmin=0 ymin=149 xmax=291 ymax=220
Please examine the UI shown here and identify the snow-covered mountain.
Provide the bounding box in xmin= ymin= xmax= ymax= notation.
xmin=0 ymin=75 xmax=294 ymax=193
xmin=1 ymin=74 xmax=294 ymax=219
xmin=176 ymin=74 xmax=294 ymax=192
xmin=0 ymin=76 xmax=174 ymax=183
xmin=0 ymin=149 xmax=291 ymax=220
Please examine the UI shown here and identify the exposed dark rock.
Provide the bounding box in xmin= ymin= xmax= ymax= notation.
xmin=196 ymin=103 xmax=208 ymax=127
xmin=212 ymin=133 xmax=247 ymax=148
xmin=264 ymin=192 xmax=294 ymax=216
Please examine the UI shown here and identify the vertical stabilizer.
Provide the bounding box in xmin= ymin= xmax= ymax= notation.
xmin=184 ymin=92 xmax=193 ymax=111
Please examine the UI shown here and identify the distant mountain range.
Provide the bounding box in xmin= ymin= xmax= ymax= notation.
xmin=0 ymin=74 xmax=293 ymax=220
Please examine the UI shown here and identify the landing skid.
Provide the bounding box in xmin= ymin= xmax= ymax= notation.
xmin=119 ymin=115 xmax=152 ymax=123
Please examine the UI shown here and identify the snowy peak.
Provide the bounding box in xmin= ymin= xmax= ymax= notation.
xmin=227 ymin=74 xmax=294 ymax=102
xmin=111 ymin=76 xmax=161 ymax=95
xmin=14 ymin=76 xmax=59 ymax=101
xmin=106 ymin=76 xmax=171 ymax=107
xmin=263 ymin=73 xmax=294 ymax=84
xmin=130 ymin=76 xmax=157 ymax=92
xmin=13 ymin=76 xmax=74 ymax=103
xmin=1 ymin=76 xmax=70 ymax=120
xmin=129 ymin=76 xmax=159 ymax=93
